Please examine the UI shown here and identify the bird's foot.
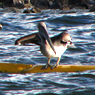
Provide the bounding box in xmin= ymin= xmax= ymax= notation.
xmin=51 ymin=64 xmax=58 ymax=69
xmin=41 ymin=64 xmax=59 ymax=70
xmin=41 ymin=64 xmax=53 ymax=70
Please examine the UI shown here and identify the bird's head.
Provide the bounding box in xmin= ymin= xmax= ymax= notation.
xmin=61 ymin=32 xmax=75 ymax=48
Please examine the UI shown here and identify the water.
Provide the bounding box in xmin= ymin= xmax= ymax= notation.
xmin=0 ymin=9 xmax=95 ymax=95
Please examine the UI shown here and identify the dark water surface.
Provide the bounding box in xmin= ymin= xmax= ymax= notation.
xmin=0 ymin=10 xmax=95 ymax=95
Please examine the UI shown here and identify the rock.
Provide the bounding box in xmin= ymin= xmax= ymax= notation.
xmin=23 ymin=9 xmax=31 ymax=13
xmin=30 ymin=6 xmax=41 ymax=13
xmin=38 ymin=1 xmax=50 ymax=8
xmin=90 ymin=3 xmax=95 ymax=12
xmin=50 ymin=2 xmax=62 ymax=9
xmin=23 ymin=6 xmax=41 ymax=13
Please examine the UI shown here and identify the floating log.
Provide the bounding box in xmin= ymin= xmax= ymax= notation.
xmin=0 ymin=63 xmax=95 ymax=73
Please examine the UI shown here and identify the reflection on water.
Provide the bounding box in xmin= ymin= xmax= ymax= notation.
xmin=0 ymin=10 xmax=95 ymax=94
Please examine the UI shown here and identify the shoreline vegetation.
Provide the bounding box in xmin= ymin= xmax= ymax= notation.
xmin=0 ymin=0 xmax=95 ymax=13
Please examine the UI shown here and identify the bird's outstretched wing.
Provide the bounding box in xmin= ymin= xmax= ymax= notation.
xmin=15 ymin=32 xmax=40 ymax=45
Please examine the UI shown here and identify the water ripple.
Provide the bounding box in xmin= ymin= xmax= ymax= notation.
xmin=0 ymin=11 xmax=95 ymax=94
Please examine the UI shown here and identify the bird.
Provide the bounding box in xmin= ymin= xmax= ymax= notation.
xmin=15 ymin=22 xmax=73 ymax=69
xmin=0 ymin=24 xmax=2 ymax=30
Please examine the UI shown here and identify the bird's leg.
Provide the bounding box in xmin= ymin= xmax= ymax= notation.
xmin=52 ymin=57 xmax=60 ymax=69
xmin=41 ymin=58 xmax=52 ymax=69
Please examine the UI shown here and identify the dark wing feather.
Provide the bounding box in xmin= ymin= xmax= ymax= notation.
xmin=15 ymin=32 xmax=40 ymax=45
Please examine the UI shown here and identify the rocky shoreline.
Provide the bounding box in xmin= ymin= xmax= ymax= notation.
xmin=0 ymin=0 xmax=95 ymax=13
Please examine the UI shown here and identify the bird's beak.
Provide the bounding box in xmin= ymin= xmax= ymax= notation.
xmin=67 ymin=41 xmax=76 ymax=48
xmin=37 ymin=22 xmax=56 ymax=54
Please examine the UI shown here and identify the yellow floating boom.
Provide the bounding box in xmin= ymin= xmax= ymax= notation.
xmin=0 ymin=63 xmax=95 ymax=73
